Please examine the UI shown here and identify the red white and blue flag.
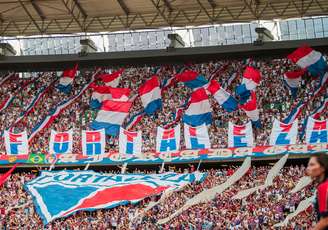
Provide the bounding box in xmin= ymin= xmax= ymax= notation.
xmin=269 ymin=119 xmax=298 ymax=146
xmin=82 ymin=129 xmax=106 ymax=156
xmin=305 ymin=117 xmax=327 ymax=144
xmin=283 ymin=70 xmax=304 ymax=98
xmin=175 ymin=70 xmax=208 ymax=89
xmin=58 ymin=64 xmax=78 ymax=93
xmin=4 ymin=130 xmax=29 ymax=155
xmin=235 ymin=66 xmax=261 ymax=104
xmin=228 ymin=122 xmax=253 ymax=148
xmin=239 ymin=91 xmax=261 ymax=128
xmin=90 ymin=100 xmax=132 ymax=136
xmin=0 ymin=95 xmax=15 ymax=113
xmin=125 ymin=111 xmax=145 ymax=130
xmin=89 ymin=85 xmax=112 ymax=109
xmin=207 ymin=80 xmax=237 ymax=112
xmin=183 ymin=88 xmax=212 ymax=126
xmin=110 ymin=87 xmax=131 ymax=101
xmin=156 ymin=125 xmax=180 ymax=153
xmin=288 ymin=46 xmax=327 ymax=77
xmin=119 ymin=128 xmax=142 ymax=156
xmin=49 ymin=130 xmax=73 ymax=155
xmin=139 ymin=76 xmax=162 ymax=115
xmin=98 ymin=69 xmax=124 ymax=87
xmin=184 ymin=124 xmax=210 ymax=150
xmin=24 ymin=170 xmax=207 ymax=225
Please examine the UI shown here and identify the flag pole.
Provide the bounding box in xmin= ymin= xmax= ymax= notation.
xmin=84 ymin=162 xmax=90 ymax=171
xmin=48 ymin=159 xmax=58 ymax=171
xmin=159 ymin=161 xmax=165 ymax=173
xmin=196 ymin=160 xmax=202 ymax=171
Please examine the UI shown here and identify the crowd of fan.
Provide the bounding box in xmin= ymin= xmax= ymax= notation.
xmin=0 ymin=56 xmax=327 ymax=154
xmin=0 ymin=164 xmax=317 ymax=229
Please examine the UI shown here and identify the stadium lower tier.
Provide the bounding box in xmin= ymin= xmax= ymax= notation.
xmin=0 ymin=161 xmax=318 ymax=229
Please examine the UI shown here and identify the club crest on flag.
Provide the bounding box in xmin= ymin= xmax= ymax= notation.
xmin=269 ymin=119 xmax=298 ymax=146
xmin=49 ymin=130 xmax=73 ymax=155
xmin=119 ymin=128 xmax=142 ymax=156
xmin=228 ymin=122 xmax=253 ymax=148
xmin=82 ymin=129 xmax=106 ymax=156
xmin=184 ymin=124 xmax=210 ymax=150
xmin=156 ymin=125 xmax=180 ymax=153
xmin=4 ymin=130 xmax=29 ymax=155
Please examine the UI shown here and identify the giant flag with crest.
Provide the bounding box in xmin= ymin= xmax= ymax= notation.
xmin=82 ymin=129 xmax=106 ymax=156
xmin=183 ymin=88 xmax=212 ymax=126
xmin=305 ymin=117 xmax=328 ymax=144
xmin=228 ymin=122 xmax=253 ymax=148
xmin=24 ymin=170 xmax=207 ymax=225
xmin=184 ymin=124 xmax=210 ymax=150
xmin=138 ymin=76 xmax=162 ymax=115
xmin=156 ymin=125 xmax=180 ymax=153
xmin=4 ymin=130 xmax=29 ymax=155
xmin=90 ymin=100 xmax=132 ymax=136
xmin=49 ymin=130 xmax=73 ymax=155
xmin=269 ymin=119 xmax=298 ymax=146
xmin=119 ymin=127 xmax=142 ymax=156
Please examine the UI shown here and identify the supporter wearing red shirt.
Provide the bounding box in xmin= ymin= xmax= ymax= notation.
xmin=307 ymin=153 xmax=328 ymax=230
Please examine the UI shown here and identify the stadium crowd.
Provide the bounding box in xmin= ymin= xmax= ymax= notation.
xmin=0 ymin=164 xmax=317 ymax=229
xmin=0 ymin=56 xmax=327 ymax=154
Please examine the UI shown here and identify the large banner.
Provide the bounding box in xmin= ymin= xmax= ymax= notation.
xmin=0 ymin=144 xmax=326 ymax=166
xmin=49 ymin=130 xmax=73 ymax=155
xmin=305 ymin=118 xmax=328 ymax=144
xmin=269 ymin=119 xmax=298 ymax=146
xmin=24 ymin=170 xmax=207 ymax=225
xmin=4 ymin=131 xmax=29 ymax=155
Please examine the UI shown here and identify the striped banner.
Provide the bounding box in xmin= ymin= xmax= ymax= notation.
xmin=0 ymin=96 xmax=15 ymax=113
xmin=0 ymin=73 xmax=14 ymax=87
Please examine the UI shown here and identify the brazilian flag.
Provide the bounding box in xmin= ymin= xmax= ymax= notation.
xmin=28 ymin=153 xmax=46 ymax=164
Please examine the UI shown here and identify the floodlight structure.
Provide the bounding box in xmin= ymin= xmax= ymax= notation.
xmin=79 ymin=38 xmax=97 ymax=56
xmin=0 ymin=43 xmax=17 ymax=56
xmin=254 ymin=27 xmax=274 ymax=46
xmin=167 ymin=33 xmax=185 ymax=51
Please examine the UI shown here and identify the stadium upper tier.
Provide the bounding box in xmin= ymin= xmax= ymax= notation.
xmin=0 ymin=0 xmax=327 ymax=36
xmin=0 ymin=52 xmax=326 ymax=159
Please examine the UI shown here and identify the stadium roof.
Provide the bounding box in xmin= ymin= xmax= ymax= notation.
xmin=0 ymin=0 xmax=327 ymax=36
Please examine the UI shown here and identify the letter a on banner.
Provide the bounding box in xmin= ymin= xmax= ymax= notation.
xmin=156 ymin=125 xmax=180 ymax=153
xmin=228 ymin=122 xmax=253 ymax=148
xmin=4 ymin=131 xmax=29 ymax=155
xmin=49 ymin=130 xmax=73 ymax=154
xmin=305 ymin=117 xmax=328 ymax=144
xmin=184 ymin=124 xmax=210 ymax=150
xmin=119 ymin=127 xmax=142 ymax=156
xmin=269 ymin=119 xmax=298 ymax=146
xmin=82 ymin=129 xmax=106 ymax=156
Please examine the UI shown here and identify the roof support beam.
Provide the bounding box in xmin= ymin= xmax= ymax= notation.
xmin=163 ymin=0 xmax=173 ymax=12
xmin=117 ymin=0 xmax=130 ymax=15
xmin=150 ymin=0 xmax=171 ymax=25
xmin=18 ymin=0 xmax=43 ymax=33
xmin=62 ymin=0 xmax=85 ymax=31
xmin=72 ymin=0 xmax=87 ymax=18
xmin=31 ymin=0 xmax=46 ymax=20
xmin=208 ymin=0 xmax=217 ymax=8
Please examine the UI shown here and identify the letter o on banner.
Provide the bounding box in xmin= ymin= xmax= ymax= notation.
xmin=53 ymin=173 xmax=74 ymax=181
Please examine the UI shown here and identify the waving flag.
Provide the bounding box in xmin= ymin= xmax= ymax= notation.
xmin=183 ymin=88 xmax=212 ymax=126
xmin=288 ymin=46 xmax=327 ymax=77
xmin=239 ymin=91 xmax=261 ymax=128
xmin=236 ymin=66 xmax=261 ymax=104
xmin=82 ymin=129 xmax=106 ymax=156
xmin=162 ymin=76 xmax=176 ymax=90
xmin=0 ymin=95 xmax=15 ymax=112
xmin=24 ymin=170 xmax=206 ymax=225
xmin=139 ymin=76 xmax=162 ymax=115
xmin=284 ymin=70 xmax=304 ymax=98
xmin=0 ymin=163 xmax=19 ymax=187
xmin=110 ymin=87 xmax=131 ymax=101
xmin=99 ymin=69 xmax=124 ymax=87
xmin=90 ymin=100 xmax=132 ymax=136
xmin=305 ymin=117 xmax=327 ymax=144
xmin=58 ymin=64 xmax=78 ymax=93
xmin=156 ymin=125 xmax=180 ymax=153
xmin=184 ymin=124 xmax=210 ymax=150
xmin=175 ymin=70 xmax=208 ymax=89
xmin=89 ymin=85 xmax=112 ymax=109
xmin=49 ymin=130 xmax=73 ymax=155
xmin=4 ymin=131 xmax=29 ymax=155
xmin=125 ymin=111 xmax=145 ymax=130
xmin=283 ymin=101 xmax=304 ymax=124
xmin=269 ymin=119 xmax=298 ymax=145
xmin=228 ymin=122 xmax=253 ymax=148
xmin=119 ymin=128 xmax=142 ymax=156
xmin=207 ymin=80 xmax=238 ymax=112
